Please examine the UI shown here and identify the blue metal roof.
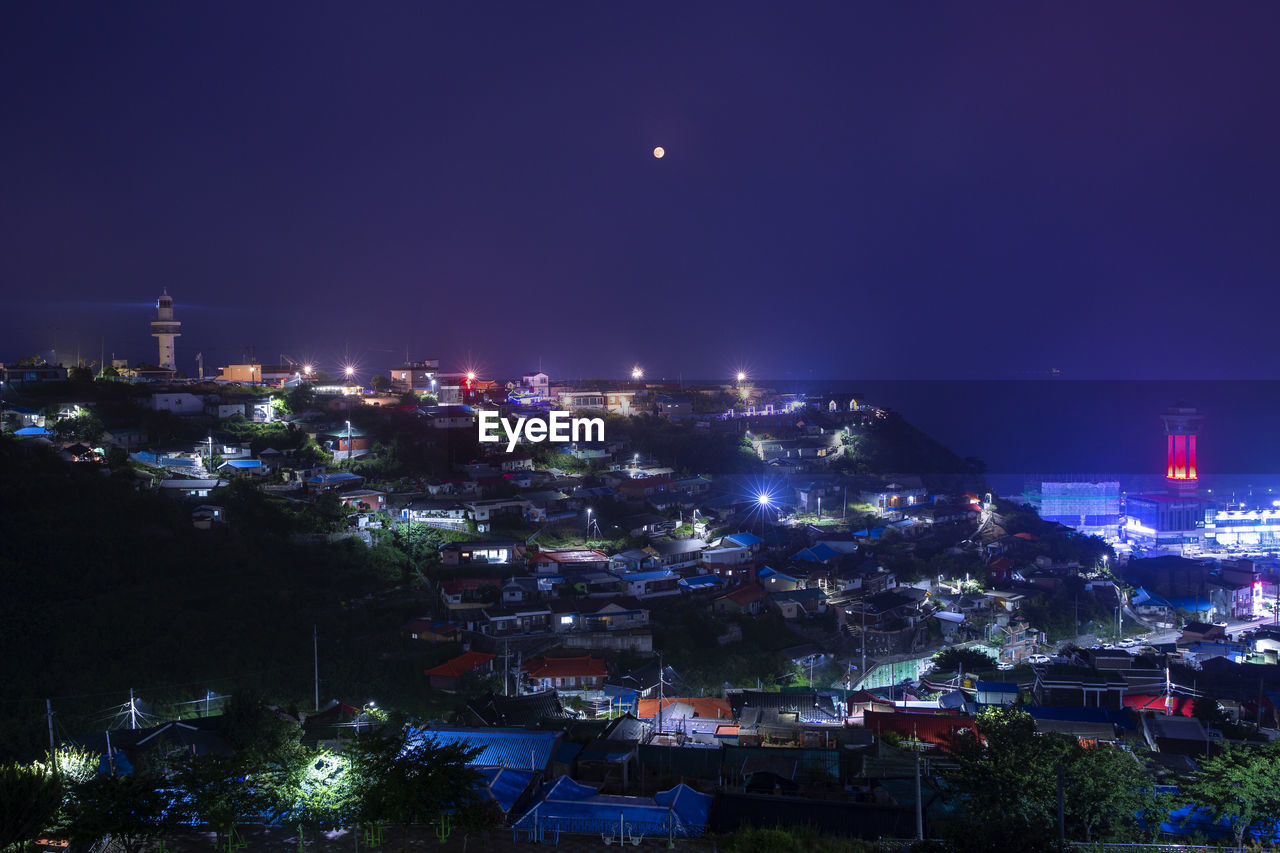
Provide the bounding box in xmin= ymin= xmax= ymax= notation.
xmin=307 ymin=471 xmax=363 ymax=484
xmin=413 ymin=727 xmax=560 ymax=770
xmin=512 ymin=778 xmax=711 ymax=838
xmin=476 ymin=767 xmax=536 ymax=813
xmin=14 ymin=427 xmax=50 ymax=436
xmin=622 ymin=570 xmax=676 ymax=582
xmin=680 ymin=575 xmax=723 ymax=589
xmin=221 ymin=459 xmax=262 ymax=468
xmin=724 ymin=532 xmax=763 ymax=547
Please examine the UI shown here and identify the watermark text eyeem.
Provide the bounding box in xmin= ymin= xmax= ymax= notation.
xmin=478 ymin=410 xmax=604 ymax=452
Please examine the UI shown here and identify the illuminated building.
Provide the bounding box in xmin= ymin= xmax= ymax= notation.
xmin=1204 ymin=508 xmax=1280 ymax=549
xmin=1124 ymin=406 xmax=1205 ymax=553
xmin=389 ymin=359 xmax=439 ymax=394
xmin=1032 ymin=480 xmax=1121 ymax=539
xmin=150 ymin=290 xmax=181 ymax=372
xmin=1162 ymin=406 xmax=1203 ymax=492
xmin=215 ymin=364 xmax=298 ymax=384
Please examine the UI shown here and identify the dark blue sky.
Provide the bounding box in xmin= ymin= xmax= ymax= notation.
xmin=3 ymin=2 xmax=1278 ymax=380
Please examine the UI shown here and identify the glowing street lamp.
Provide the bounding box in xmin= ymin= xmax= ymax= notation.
xmin=303 ymin=364 xmax=313 ymax=376
xmin=757 ymin=493 xmax=772 ymax=508
xmin=736 ymin=371 xmax=747 ymax=383
xmin=631 ymin=365 xmax=644 ymax=382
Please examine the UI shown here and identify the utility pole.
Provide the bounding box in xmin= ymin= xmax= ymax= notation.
xmin=913 ymin=726 xmax=924 ymax=841
xmin=313 ymin=625 xmax=320 ymax=711
xmin=656 ymin=652 xmax=664 ymax=739
xmin=860 ymin=599 xmax=867 ymax=681
xmin=45 ymin=699 xmax=56 ymax=769
xmin=128 ymin=688 xmax=138 ymax=730
xmin=504 ymin=638 xmax=510 ymax=697
xmin=1057 ymin=763 xmax=1066 ymax=850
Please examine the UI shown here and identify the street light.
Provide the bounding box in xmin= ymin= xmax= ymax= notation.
xmin=345 ymin=420 xmax=352 ymax=464
xmin=736 ymin=371 xmax=746 ymax=383
xmin=631 ymin=365 xmax=643 ymax=381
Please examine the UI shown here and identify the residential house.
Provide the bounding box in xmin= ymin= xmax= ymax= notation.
xmin=621 ymin=513 xmax=676 ymax=537
xmin=305 ymin=472 xmax=364 ymax=494
xmin=713 ymin=583 xmax=767 ymax=616
xmin=648 ymin=538 xmax=706 ymax=571
xmin=158 ymin=478 xmax=226 ymax=499
xmin=567 ymin=572 xmax=625 ymax=598
xmin=525 ymin=656 xmax=608 ymax=694
xmin=389 ymin=360 xmax=440 ymax=394
xmin=399 ymin=498 xmax=468 ymax=524
xmin=191 ymin=505 xmax=225 ymax=529
xmin=769 ymin=588 xmax=829 ymax=620
xmin=440 ymin=540 xmax=524 ymax=568
xmin=552 ymin=598 xmax=650 ymax=633
xmin=149 ymin=393 xmax=205 ymax=415
xmin=439 ymin=577 xmax=502 ymax=614
xmin=477 ymin=604 xmax=553 ymax=638
xmin=993 ymin=618 xmax=1044 ymax=665
xmin=1033 ymin=665 xmax=1128 ymax=709
xmin=1180 ymin=621 xmax=1227 ymax=645
xmin=529 ymin=549 xmax=611 ymax=574
xmin=338 ymin=489 xmax=386 ymax=511
xmin=859 ymin=481 xmax=929 ymax=514
xmin=611 ymin=548 xmax=659 ymax=573
xmin=617 ymin=569 xmax=681 ymax=600
xmin=402 ymin=619 xmax=458 ymax=644
xmin=418 ymin=405 xmax=476 ymax=429
xmin=425 ymin=651 xmax=496 ymax=691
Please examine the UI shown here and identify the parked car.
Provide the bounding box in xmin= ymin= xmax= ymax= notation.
xmin=1027 ymin=654 xmax=1051 ymax=665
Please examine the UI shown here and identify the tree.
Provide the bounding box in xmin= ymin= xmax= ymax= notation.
xmin=67 ymin=365 xmax=94 ymax=385
xmin=283 ymin=383 xmax=316 ymax=416
xmin=0 ymin=761 xmax=62 ymax=851
xmin=454 ymin=798 xmax=502 ymax=853
xmin=1183 ymin=744 xmax=1280 ymax=849
xmin=1063 ymin=742 xmax=1161 ymax=843
xmin=931 ymin=646 xmax=995 ymax=674
xmin=347 ymin=726 xmax=483 ymax=851
xmin=64 ymin=772 xmax=176 ymax=853
xmin=98 ymin=364 xmax=120 ymax=379
xmin=944 ymin=708 xmax=1160 ymax=851
xmin=173 ymin=752 xmax=266 ymax=849
xmin=370 ymin=375 xmax=391 ymax=394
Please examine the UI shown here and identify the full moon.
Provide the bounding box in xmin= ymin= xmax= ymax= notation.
xmin=653 ymin=146 xmax=665 ymax=159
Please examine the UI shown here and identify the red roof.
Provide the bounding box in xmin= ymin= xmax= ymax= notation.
xmin=862 ymin=709 xmax=978 ymax=746
xmin=425 ymin=651 xmax=496 ymax=679
xmin=637 ymin=697 xmax=732 ymax=720
xmin=718 ymin=583 xmax=766 ymax=605
xmin=442 ymin=577 xmax=502 ymax=594
xmin=1013 ymin=532 xmax=1039 ymax=541
xmin=525 ymin=655 xmax=608 ymax=680
xmin=1123 ymin=694 xmax=1195 ymax=716
xmin=530 ymin=549 xmax=610 ymax=565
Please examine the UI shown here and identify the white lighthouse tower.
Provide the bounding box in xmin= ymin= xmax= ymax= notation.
xmin=151 ymin=290 xmax=181 ymax=372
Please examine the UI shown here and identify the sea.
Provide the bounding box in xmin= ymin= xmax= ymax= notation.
xmin=747 ymin=379 xmax=1280 ymax=501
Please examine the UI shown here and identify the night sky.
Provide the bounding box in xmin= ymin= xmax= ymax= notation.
xmin=3 ymin=2 xmax=1279 ymax=380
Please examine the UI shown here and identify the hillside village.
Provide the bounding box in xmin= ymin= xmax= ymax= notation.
xmin=6 ymin=365 xmax=1280 ymax=847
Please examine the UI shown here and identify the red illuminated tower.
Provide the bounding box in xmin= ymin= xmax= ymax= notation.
xmin=1162 ymin=406 xmax=1202 ymax=493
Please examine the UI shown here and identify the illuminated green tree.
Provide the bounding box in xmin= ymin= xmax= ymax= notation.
xmin=347 ymin=727 xmax=482 ymax=852
xmin=0 ymin=761 xmax=62 ymax=851
xmin=1183 ymin=744 xmax=1280 ymax=849
xmin=64 ymin=772 xmax=176 ymax=853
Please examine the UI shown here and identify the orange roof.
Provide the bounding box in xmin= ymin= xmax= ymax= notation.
xmin=425 ymin=650 xmax=496 ymax=679
xmin=525 ymin=655 xmax=608 ymax=679
xmin=717 ymin=583 xmax=766 ymax=605
xmin=637 ymin=697 xmax=732 ymax=720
